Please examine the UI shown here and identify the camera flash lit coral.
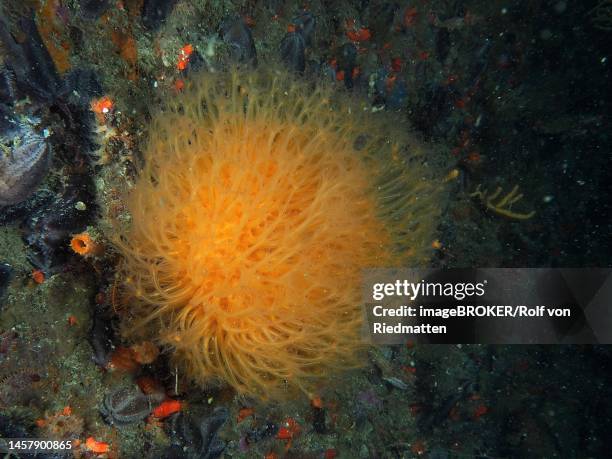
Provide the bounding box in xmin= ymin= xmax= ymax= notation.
xmin=114 ymin=69 xmax=445 ymax=399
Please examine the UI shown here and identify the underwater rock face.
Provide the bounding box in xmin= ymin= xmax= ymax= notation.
xmin=0 ymin=331 xmax=45 ymax=409
xmin=62 ymin=68 xmax=104 ymax=107
xmin=0 ymin=17 xmax=61 ymax=103
xmin=0 ymin=110 xmax=50 ymax=207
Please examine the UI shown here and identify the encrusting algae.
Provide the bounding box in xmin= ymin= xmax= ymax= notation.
xmin=113 ymin=68 xmax=447 ymax=399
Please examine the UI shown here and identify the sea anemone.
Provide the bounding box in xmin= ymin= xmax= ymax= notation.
xmin=114 ymin=69 xmax=445 ymax=399
xmin=70 ymin=232 xmax=101 ymax=256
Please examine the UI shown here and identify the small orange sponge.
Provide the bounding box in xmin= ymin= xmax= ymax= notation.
xmin=115 ymin=69 xmax=443 ymax=398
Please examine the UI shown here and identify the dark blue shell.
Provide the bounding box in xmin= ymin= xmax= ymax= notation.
xmin=220 ymin=16 xmax=257 ymax=66
xmin=280 ymin=32 xmax=306 ymax=73
xmin=0 ymin=108 xmax=50 ymax=207
xmin=142 ymin=0 xmax=178 ymax=30
xmin=0 ymin=263 xmax=13 ymax=309
xmin=165 ymin=408 xmax=229 ymax=459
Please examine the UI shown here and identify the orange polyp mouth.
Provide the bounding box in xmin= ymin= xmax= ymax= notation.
xmin=72 ymin=238 xmax=87 ymax=253
xmin=114 ymin=69 xmax=444 ymax=399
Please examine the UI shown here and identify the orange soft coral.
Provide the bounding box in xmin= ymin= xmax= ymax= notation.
xmin=114 ymin=69 xmax=445 ymax=399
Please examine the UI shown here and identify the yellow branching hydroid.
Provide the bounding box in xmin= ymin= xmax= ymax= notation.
xmin=114 ymin=69 xmax=445 ymax=399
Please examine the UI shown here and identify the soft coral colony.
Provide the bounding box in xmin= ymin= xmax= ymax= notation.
xmin=113 ymin=68 xmax=447 ymax=399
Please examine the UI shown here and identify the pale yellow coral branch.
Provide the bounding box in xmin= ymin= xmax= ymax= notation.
xmin=470 ymin=184 xmax=536 ymax=220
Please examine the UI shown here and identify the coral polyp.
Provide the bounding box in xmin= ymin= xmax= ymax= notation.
xmin=115 ymin=69 xmax=444 ymax=398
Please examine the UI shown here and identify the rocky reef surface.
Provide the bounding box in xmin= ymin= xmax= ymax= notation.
xmin=0 ymin=0 xmax=610 ymax=458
